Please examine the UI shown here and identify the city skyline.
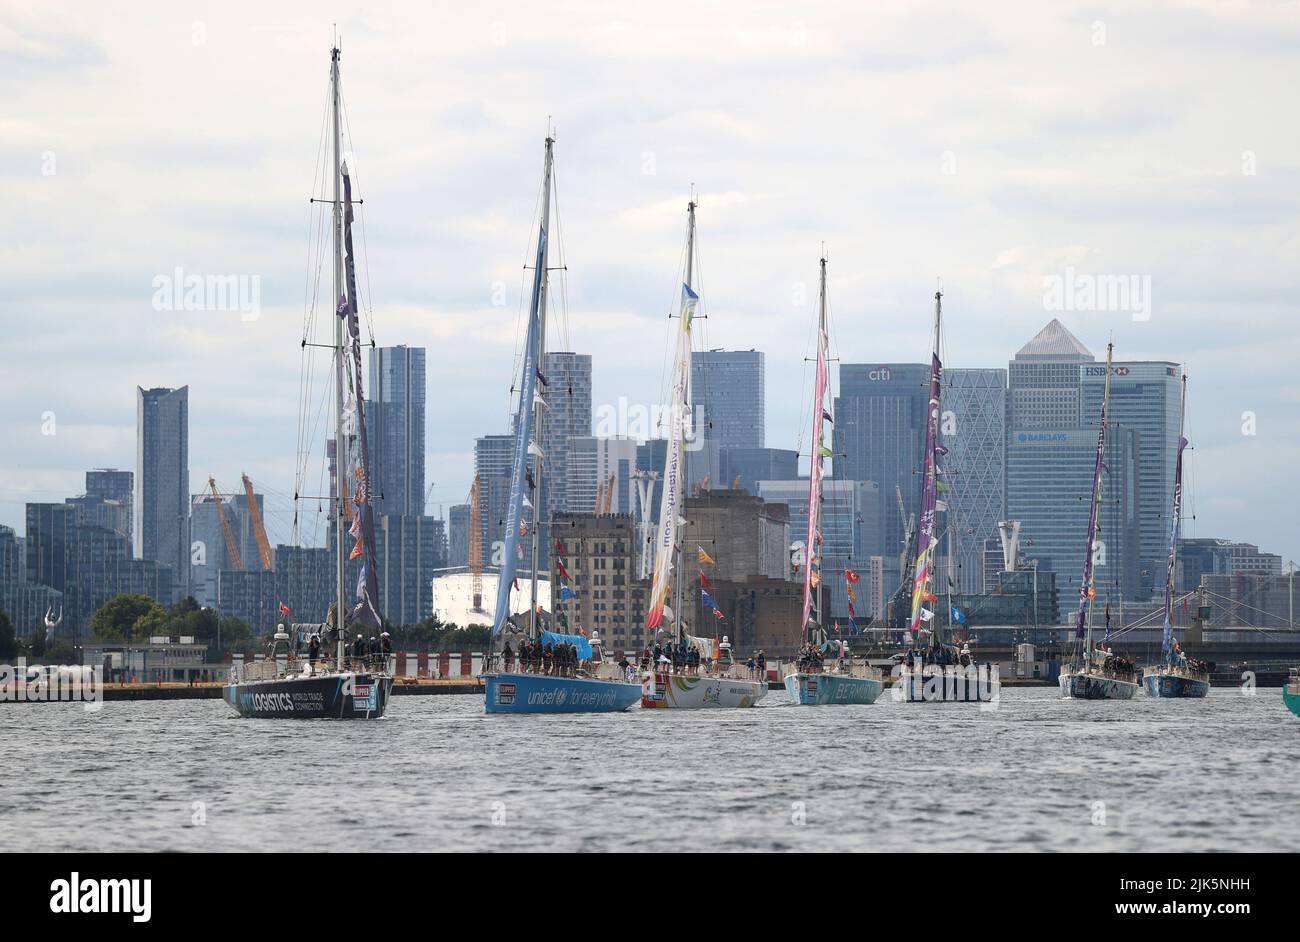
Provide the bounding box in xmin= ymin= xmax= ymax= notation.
xmin=4 ymin=3 xmax=1297 ymax=570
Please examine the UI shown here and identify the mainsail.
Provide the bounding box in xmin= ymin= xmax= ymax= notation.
xmin=1075 ymin=342 xmax=1114 ymax=640
xmin=909 ymin=292 xmax=944 ymax=638
xmin=645 ymin=282 xmax=697 ymax=629
xmin=1161 ymin=375 xmax=1189 ymax=659
xmin=337 ymin=162 xmax=381 ymax=628
xmin=801 ymin=258 xmax=831 ymax=637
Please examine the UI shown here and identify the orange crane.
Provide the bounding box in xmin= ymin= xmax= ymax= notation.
xmin=469 ymin=474 xmax=484 ymax=612
xmin=594 ymin=480 xmax=606 ymax=514
xmin=241 ymin=473 xmax=274 ymax=570
xmin=207 ymin=477 xmax=244 ymax=571
xmin=604 ymin=472 xmax=616 ymax=512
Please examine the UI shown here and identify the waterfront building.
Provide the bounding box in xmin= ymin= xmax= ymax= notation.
xmin=567 ymin=435 xmax=638 ymax=515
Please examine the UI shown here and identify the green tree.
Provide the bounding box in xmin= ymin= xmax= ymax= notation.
xmin=42 ymin=641 xmax=78 ymax=665
xmin=0 ymin=611 xmax=17 ymax=661
xmin=215 ymin=615 xmax=252 ymax=658
xmin=90 ymin=593 xmax=165 ymax=641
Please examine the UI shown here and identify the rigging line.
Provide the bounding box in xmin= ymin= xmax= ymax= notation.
xmin=548 ymin=159 xmax=572 ymax=356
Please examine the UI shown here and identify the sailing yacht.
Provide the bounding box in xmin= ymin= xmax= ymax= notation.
xmin=481 ymin=136 xmax=641 ymax=714
xmin=895 ymin=291 xmax=998 ymax=703
xmin=1142 ymin=374 xmax=1209 ymax=698
xmin=224 ymin=45 xmax=392 ymax=719
xmin=1058 ymin=342 xmax=1140 ymax=700
xmin=640 ymin=200 xmax=767 ymax=710
xmin=1285 ymin=669 xmax=1300 ymax=718
xmin=782 ymin=256 xmax=883 ymax=706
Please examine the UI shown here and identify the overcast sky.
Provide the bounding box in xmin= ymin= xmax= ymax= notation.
xmin=3 ymin=1 xmax=1297 ymax=564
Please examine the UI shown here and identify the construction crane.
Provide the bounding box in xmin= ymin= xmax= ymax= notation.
xmin=207 ymin=477 xmax=244 ymax=571
xmin=241 ymin=473 xmax=273 ymax=570
xmin=602 ymin=472 xmax=616 ymax=513
xmin=468 ymin=474 xmax=484 ymax=612
xmin=594 ymin=480 xmax=606 ymax=514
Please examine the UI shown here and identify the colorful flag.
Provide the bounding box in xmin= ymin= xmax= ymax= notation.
xmin=697 ymin=546 xmax=715 ymax=565
xmin=560 ymin=585 xmax=577 ymax=601
xmin=349 ymin=535 xmax=365 ymax=560
xmin=712 ymin=608 xmax=725 ymax=620
xmin=950 ymin=606 xmax=966 ymax=624
xmin=845 ymin=569 xmax=860 ymax=584
xmin=701 ymin=589 xmax=717 ymax=610
xmin=278 ymin=602 xmax=291 ymax=617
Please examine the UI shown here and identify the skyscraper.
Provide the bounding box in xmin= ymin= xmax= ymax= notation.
xmin=1080 ymin=359 xmax=1181 ymax=599
xmin=136 ymin=386 xmax=188 ymax=597
xmin=942 ymin=369 xmax=1007 ymax=594
xmin=691 ymin=349 xmax=765 ymax=450
xmin=1006 ymin=321 xmax=1143 ymax=605
xmin=833 ymin=363 xmax=928 ymax=594
xmin=367 ymin=345 xmax=426 ymax=518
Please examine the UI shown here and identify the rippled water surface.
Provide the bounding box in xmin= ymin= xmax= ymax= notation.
xmin=4 ymin=687 xmax=1297 ymax=852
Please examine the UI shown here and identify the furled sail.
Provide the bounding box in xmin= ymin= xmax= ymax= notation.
xmin=909 ymin=347 xmax=943 ymax=636
xmin=491 ymin=226 xmax=548 ymax=635
xmin=1161 ymin=382 xmax=1189 ymax=658
xmin=801 ymin=278 xmax=830 ymax=636
xmin=1075 ymin=343 xmax=1114 ymax=639
xmin=645 ymin=283 xmax=697 ymax=629
xmin=337 ymin=162 xmax=381 ymax=628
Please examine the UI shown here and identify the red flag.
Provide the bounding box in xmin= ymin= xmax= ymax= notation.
xmin=279 ymin=602 xmax=291 ymax=617
xmin=349 ymin=535 xmax=365 ymax=560
xmin=712 ymin=608 xmax=725 ymax=620
xmin=699 ymin=571 xmax=713 ymax=591
xmin=555 ymin=538 xmax=567 ymax=557
xmin=557 ymin=561 xmax=571 ymax=581
xmin=845 ymin=569 xmax=860 ymax=584
xmin=848 ymin=601 xmax=856 ymax=616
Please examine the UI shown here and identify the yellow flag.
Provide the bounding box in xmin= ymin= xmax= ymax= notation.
xmin=697 ymin=546 xmax=715 ymax=565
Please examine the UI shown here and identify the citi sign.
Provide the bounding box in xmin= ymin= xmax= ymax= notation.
xmin=867 ymin=368 xmax=892 ymax=381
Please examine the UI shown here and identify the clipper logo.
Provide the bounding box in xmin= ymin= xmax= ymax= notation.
xmin=50 ymin=872 xmax=152 ymax=923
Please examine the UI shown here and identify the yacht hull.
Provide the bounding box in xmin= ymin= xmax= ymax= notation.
xmin=640 ymin=671 xmax=767 ymax=709
xmin=896 ymin=664 xmax=999 ymax=703
xmin=223 ymin=672 xmax=392 ymax=719
xmin=1142 ymin=672 xmax=1209 ymax=698
xmin=483 ymin=672 xmax=641 ymax=714
xmin=1283 ymin=685 xmax=1300 ymax=718
xmin=1059 ymin=671 xmax=1139 ymax=700
xmin=783 ymin=672 xmax=882 ymax=705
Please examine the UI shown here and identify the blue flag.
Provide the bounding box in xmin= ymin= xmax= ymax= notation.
xmin=950 ymin=606 xmax=966 ymax=624
xmin=560 ymin=585 xmax=577 ymax=601
xmin=701 ymin=589 xmax=717 ymax=610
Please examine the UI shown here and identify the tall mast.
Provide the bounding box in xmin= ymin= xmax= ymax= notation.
xmin=933 ymin=291 xmax=943 ymax=642
xmin=800 ymin=255 xmax=830 ymax=644
xmin=330 ymin=45 xmax=346 ymax=668
xmin=815 ymin=256 xmax=828 ymax=637
xmin=1161 ymin=373 xmax=1189 ymax=662
xmin=527 ymin=137 xmax=554 ymax=640
xmin=1080 ymin=341 xmax=1115 ymax=655
xmin=674 ymin=199 xmax=695 ymax=644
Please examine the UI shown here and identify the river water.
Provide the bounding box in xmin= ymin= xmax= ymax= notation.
xmin=4 ymin=687 xmax=1297 ymax=852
